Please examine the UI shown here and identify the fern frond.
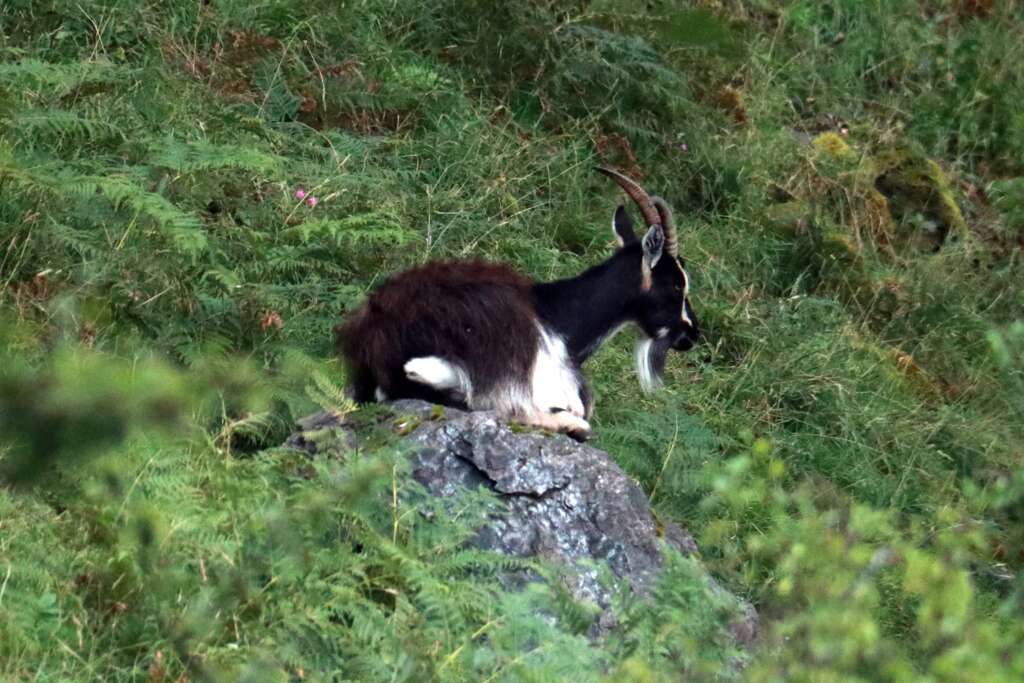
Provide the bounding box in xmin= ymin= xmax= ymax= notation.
xmin=283 ymin=215 xmax=416 ymax=247
xmin=42 ymin=219 xmax=106 ymax=259
xmin=0 ymin=59 xmax=128 ymax=97
xmin=150 ymin=138 xmax=284 ymax=177
xmin=4 ymin=108 xmax=124 ymax=145
xmin=93 ymin=174 xmax=207 ymax=254
xmin=305 ymin=370 xmax=356 ymax=414
xmin=0 ymin=152 xmax=207 ymax=255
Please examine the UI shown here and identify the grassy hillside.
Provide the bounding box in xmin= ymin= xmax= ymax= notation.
xmin=2 ymin=0 xmax=1024 ymax=680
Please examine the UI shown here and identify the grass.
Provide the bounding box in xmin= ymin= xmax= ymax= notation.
xmin=2 ymin=0 xmax=1024 ymax=680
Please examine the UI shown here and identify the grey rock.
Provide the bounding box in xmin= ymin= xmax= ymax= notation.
xmin=286 ymin=410 xmax=360 ymax=456
xmin=286 ymin=399 xmax=757 ymax=644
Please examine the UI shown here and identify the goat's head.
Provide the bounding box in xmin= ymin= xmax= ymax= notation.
xmin=596 ymin=167 xmax=700 ymax=391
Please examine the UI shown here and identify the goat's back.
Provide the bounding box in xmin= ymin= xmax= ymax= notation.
xmin=336 ymin=260 xmax=540 ymax=404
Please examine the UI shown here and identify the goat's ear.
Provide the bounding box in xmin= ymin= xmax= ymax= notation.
xmin=612 ymin=203 xmax=638 ymax=247
xmin=642 ymin=224 xmax=664 ymax=270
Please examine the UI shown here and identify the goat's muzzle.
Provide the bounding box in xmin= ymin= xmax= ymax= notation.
xmin=672 ymin=328 xmax=698 ymax=352
xmin=670 ymin=318 xmax=700 ymax=352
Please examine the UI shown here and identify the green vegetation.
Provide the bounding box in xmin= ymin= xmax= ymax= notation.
xmin=2 ymin=0 xmax=1024 ymax=680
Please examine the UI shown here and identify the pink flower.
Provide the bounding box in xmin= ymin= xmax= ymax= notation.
xmin=294 ymin=188 xmax=307 ymax=199
xmin=679 ymin=143 xmax=689 ymax=152
xmin=306 ymin=196 xmax=318 ymax=207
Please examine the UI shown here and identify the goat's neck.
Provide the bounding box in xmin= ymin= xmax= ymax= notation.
xmin=533 ymin=250 xmax=640 ymax=364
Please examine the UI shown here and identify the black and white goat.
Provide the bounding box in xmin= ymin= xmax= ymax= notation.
xmin=336 ymin=168 xmax=698 ymax=439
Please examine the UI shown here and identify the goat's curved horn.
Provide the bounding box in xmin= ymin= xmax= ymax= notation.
xmin=594 ymin=167 xmax=662 ymax=230
xmin=651 ymin=196 xmax=678 ymax=258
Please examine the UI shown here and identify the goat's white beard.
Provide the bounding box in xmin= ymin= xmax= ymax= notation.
xmin=634 ymin=337 xmax=664 ymax=394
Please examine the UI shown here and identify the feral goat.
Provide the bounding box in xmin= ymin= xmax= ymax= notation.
xmin=336 ymin=168 xmax=699 ymax=440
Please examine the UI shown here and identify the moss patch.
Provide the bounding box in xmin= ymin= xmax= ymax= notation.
xmin=873 ymin=149 xmax=969 ymax=250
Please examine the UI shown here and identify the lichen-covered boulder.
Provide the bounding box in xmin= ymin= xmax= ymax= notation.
xmin=286 ymin=400 xmax=758 ymax=644
xmin=873 ymin=148 xmax=968 ymax=251
xmin=803 ymin=132 xmax=968 ymax=252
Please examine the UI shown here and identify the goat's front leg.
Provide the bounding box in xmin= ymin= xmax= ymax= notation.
xmin=523 ymin=407 xmax=592 ymax=442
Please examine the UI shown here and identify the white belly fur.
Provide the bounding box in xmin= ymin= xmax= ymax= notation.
xmin=402 ymin=325 xmax=584 ymax=418
xmin=531 ymin=326 xmax=585 ymax=417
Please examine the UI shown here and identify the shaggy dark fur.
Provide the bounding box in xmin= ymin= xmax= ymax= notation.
xmin=335 ymin=261 xmax=539 ymax=405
